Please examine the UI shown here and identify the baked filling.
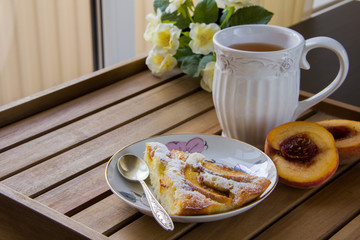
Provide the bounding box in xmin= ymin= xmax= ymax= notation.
xmin=144 ymin=142 xmax=271 ymax=215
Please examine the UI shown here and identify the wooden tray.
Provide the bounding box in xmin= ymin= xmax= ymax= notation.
xmin=1 ymin=55 xmax=359 ymax=240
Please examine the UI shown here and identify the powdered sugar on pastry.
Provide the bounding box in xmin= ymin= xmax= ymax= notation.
xmin=186 ymin=152 xmax=204 ymax=168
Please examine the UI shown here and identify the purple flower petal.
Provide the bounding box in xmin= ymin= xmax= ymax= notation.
xmin=166 ymin=137 xmax=206 ymax=153
xmin=186 ymin=137 xmax=205 ymax=153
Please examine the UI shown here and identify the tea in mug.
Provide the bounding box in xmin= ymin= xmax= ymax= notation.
xmin=229 ymin=43 xmax=284 ymax=52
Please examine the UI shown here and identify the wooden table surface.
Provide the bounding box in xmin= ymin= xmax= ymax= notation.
xmin=1 ymin=1 xmax=359 ymax=240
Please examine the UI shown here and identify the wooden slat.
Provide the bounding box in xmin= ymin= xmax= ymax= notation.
xmin=71 ymin=194 xmax=140 ymax=236
xmin=254 ymin=162 xmax=360 ymax=240
xmin=0 ymin=75 xmax=197 ymax=179
xmin=0 ymin=183 xmax=107 ymax=240
xmin=330 ymin=214 xmax=360 ymax=240
xmin=2 ymin=91 xmax=213 ymax=197
xmin=0 ymin=69 xmax=181 ymax=151
xmin=109 ymin=215 xmax=194 ymax=240
xmin=34 ymin=163 xmax=109 ymax=215
xmin=166 ymin=109 xmax=220 ymax=134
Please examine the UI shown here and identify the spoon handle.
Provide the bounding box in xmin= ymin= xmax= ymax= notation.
xmin=140 ymin=180 xmax=174 ymax=231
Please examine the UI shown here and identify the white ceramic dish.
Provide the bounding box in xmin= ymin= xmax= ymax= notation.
xmin=105 ymin=134 xmax=278 ymax=223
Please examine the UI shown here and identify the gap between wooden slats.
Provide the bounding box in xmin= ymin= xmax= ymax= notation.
xmin=329 ymin=214 xmax=360 ymax=240
xmin=1 ymin=91 xmax=213 ymax=197
xmin=0 ymin=74 xmax=198 ymax=180
xmin=0 ymin=69 xmax=182 ymax=152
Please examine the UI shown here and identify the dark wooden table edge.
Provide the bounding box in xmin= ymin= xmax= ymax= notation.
xmin=300 ymin=90 xmax=360 ymax=120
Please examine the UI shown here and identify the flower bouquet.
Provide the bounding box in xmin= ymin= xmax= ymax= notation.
xmin=144 ymin=0 xmax=273 ymax=92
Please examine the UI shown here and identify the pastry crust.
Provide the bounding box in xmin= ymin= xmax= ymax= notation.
xmin=144 ymin=142 xmax=271 ymax=215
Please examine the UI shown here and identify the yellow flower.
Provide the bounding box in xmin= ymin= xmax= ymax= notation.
xmin=189 ymin=23 xmax=220 ymax=55
xmin=144 ymin=8 xmax=162 ymax=42
xmin=151 ymin=23 xmax=181 ymax=55
xmin=146 ymin=49 xmax=178 ymax=76
xmin=200 ymin=61 xmax=215 ymax=92
xmin=221 ymin=0 xmax=252 ymax=8
xmin=166 ymin=0 xmax=186 ymax=13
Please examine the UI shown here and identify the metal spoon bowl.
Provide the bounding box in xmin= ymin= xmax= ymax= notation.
xmin=117 ymin=154 xmax=174 ymax=231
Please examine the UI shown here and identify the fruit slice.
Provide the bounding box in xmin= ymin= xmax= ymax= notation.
xmin=317 ymin=119 xmax=360 ymax=164
xmin=264 ymin=121 xmax=338 ymax=189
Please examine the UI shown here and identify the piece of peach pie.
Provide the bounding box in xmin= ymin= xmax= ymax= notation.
xmin=144 ymin=142 xmax=271 ymax=216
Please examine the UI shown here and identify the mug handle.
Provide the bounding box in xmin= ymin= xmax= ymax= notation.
xmin=293 ymin=37 xmax=349 ymax=120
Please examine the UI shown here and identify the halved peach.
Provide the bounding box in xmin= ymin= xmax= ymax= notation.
xmin=317 ymin=119 xmax=360 ymax=164
xmin=264 ymin=121 xmax=338 ymax=189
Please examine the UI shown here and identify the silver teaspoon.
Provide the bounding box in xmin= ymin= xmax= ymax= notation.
xmin=117 ymin=154 xmax=174 ymax=231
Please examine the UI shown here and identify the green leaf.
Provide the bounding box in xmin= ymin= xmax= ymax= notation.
xmin=153 ymin=0 xmax=169 ymax=12
xmin=198 ymin=54 xmax=214 ymax=71
xmin=219 ymin=6 xmax=234 ymax=29
xmin=162 ymin=11 xmax=191 ymax=29
xmin=153 ymin=0 xmax=190 ymax=29
xmin=174 ymin=47 xmax=193 ymax=62
xmin=182 ymin=32 xmax=190 ymax=37
xmin=179 ymin=35 xmax=191 ymax=48
xmin=181 ymin=55 xmax=202 ymax=77
xmin=180 ymin=54 xmax=215 ymax=77
xmin=175 ymin=35 xmax=192 ymax=62
xmin=230 ymin=6 xmax=273 ymax=26
xmin=193 ymin=0 xmax=219 ymax=24
xmin=184 ymin=0 xmax=195 ymax=9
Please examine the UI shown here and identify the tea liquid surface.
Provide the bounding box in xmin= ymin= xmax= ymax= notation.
xmin=229 ymin=43 xmax=284 ymax=52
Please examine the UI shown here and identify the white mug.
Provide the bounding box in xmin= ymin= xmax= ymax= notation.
xmin=212 ymin=24 xmax=349 ymax=149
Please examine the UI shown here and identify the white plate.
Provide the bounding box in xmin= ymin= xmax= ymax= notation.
xmin=105 ymin=134 xmax=278 ymax=223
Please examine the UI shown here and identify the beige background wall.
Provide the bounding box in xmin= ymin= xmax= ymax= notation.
xmin=0 ymin=0 xmax=93 ymax=106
